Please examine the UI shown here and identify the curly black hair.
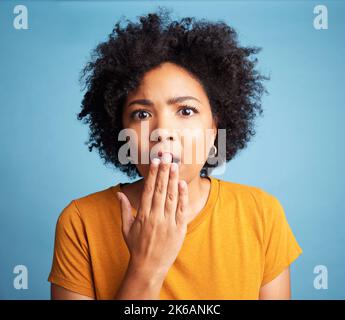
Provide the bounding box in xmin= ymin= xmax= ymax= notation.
xmin=77 ymin=7 xmax=269 ymax=179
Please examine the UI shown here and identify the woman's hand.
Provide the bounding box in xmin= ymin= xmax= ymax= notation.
xmin=116 ymin=152 xmax=189 ymax=280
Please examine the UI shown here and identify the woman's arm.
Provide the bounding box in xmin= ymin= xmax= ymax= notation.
xmin=259 ymin=267 xmax=291 ymax=300
xmin=113 ymin=262 xmax=165 ymax=300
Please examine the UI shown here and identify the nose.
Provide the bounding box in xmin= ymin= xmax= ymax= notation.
xmin=153 ymin=127 xmax=179 ymax=143
xmin=157 ymin=133 xmax=174 ymax=142
xmin=152 ymin=114 xmax=179 ymax=142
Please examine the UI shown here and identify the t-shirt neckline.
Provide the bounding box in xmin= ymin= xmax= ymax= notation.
xmin=185 ymin=175 xmax=219 ymax=234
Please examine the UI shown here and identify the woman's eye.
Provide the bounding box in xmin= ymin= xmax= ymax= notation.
xmin=130 ymin=106 xmax=198 ymax=120
xmin=178 ymin=106 xmax=198 ymax=117
xmin=131 ymin=110 xmax=151 ymax=120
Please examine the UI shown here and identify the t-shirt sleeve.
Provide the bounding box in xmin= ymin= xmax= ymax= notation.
xmin=261 ymin=193 xmax=303 ymax=286
xmin=47 ymin=200 xmax=96 ymax=298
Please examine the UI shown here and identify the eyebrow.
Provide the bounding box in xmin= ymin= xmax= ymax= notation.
xmin=126 ymin=96 xmax=201 ymax=108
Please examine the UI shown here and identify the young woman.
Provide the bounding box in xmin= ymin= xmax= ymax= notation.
xmin=48 ymin=9 xmax=302 ymax=300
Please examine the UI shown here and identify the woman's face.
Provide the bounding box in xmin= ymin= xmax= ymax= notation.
xmin=121 ymin=62 xmax=217 ymax=183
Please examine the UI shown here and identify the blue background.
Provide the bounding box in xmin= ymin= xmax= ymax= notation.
xmin=0 ymin=0 xmax=344 ymax=299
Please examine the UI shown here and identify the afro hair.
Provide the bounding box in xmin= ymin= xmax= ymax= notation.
xmin=77 ymin=7 xmax=269 ymax=179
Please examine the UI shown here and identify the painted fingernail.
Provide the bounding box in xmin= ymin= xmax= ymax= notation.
xmin=152 ymin=158 xmax=160 ymax=166
xmin=162 ymin=152 xmax=172 ymax=163
xmin=170 ymin=162 xmax=177 ymax=172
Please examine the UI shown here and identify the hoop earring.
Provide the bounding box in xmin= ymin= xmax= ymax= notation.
xmin=209 ymin=145 xmax=217 ymax=158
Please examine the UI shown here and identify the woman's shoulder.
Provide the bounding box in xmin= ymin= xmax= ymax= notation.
xmin=75 ymin=184 xmax=119 ymax=206
xmin=214 ymin=177 xmax=284 ymax=215
xmin=214 ymin=177 xmax=289 ymax=236
xmin=215 ymin=177 xmax=275 ymax=199
xmin=56 ymin=183 xmax=121 ymax=224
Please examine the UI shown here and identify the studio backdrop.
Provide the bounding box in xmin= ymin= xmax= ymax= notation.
xmin=0 ymin=0 xmax=344 ymax=299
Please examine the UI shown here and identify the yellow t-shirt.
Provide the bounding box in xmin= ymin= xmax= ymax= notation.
xmin=47 ymin=176 xmax=302 ymax=299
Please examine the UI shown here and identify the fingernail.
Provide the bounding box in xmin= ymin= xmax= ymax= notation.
xmin=179 ymin=180 xmax=186 ymax=189
xmin=162 ymin=152 xmax=172 ymax=163
xmin=171 ymin=162 xmax=177 ymax=172
xmin=152 ymin=158 xmax=160 ymax=166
